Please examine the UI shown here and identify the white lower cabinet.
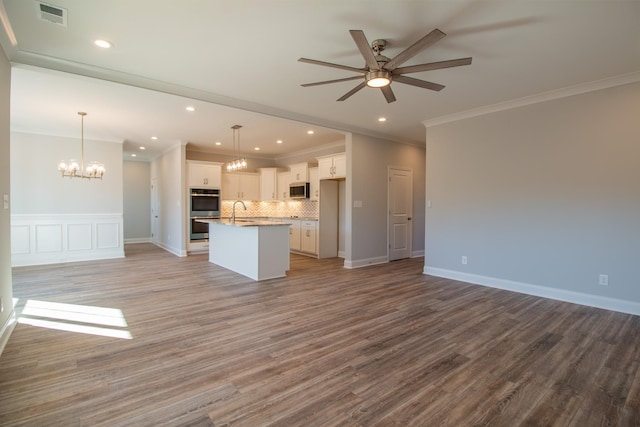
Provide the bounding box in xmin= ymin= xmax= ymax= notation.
xmin=300 ymin=221 xmax=317 ymax=254
xmin=289 ymin=220 xmax=301 ymax=251
xmin=275 ymin=218 xmax=317 ymax=256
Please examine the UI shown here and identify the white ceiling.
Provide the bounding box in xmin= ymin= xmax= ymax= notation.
xmin=1 ymin=0 xmax=639 ymax=162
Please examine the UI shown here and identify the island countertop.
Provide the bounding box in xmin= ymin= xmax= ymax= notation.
xmin=196 ymin=218 xmax=289 ymax=227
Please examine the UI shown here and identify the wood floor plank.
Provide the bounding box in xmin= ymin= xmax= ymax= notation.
xmin=1 ymin=243 xmax=639 ymax=426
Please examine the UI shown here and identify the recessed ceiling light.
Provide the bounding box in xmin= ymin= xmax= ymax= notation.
xmin=254 ymin=147 xmax=260 ymax=151
xmin=378 ymin=117 xmax=387 ymax=122
xmin=215 ymin=141 xmax=222 ymax=146
xmin=276 ymin=140 xmax=283 ymax=144
xmin=94 ymin=39 xmax=113 ymax=49
xmin=131 ymin=153 xmax=137 ymax=157
xmin=139 ymin=146 xmax=146 ymax=150
xmin=186 ymin=106 xmax=195 ymax=112
xmin=307 ymin=130 xmax=314 ymax=135
xmin=151 ymin=136 xmax=158 ymax=140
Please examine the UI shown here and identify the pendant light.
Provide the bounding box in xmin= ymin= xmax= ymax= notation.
xmin=57 ymin=112 xmax=105 ymax=179
xmin=226 ymin=124 xmax=247 ymax=171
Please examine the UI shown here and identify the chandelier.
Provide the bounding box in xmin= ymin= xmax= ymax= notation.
xmin=57 ymin=112 xmax=105 ymax=179
xmin=226 ymin=124 xmax=247 ymax=172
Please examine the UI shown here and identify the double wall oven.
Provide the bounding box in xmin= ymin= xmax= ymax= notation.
xmin=190 ymin=188 xmax=220 ymax=241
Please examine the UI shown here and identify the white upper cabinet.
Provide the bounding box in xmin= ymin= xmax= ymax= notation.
xmin=188 ymin=161 xmax=222 ymax=188
xmin=309 ymin=167 xmax=319 ymax=201
xmin=222 ymin=172 xmax=259 ymax=200
xmin=317 ymin=153 xmax=346 ymax=180
xmin=259 ymin=168 xmax=280 ymax=201
xmin=288 ymin=162 xmax=309 ymax=183
xmin=277 ymin=171 xmax=290 ymax=201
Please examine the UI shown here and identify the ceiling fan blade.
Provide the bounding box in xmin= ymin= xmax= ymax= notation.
xmin=337 ymin=82 xmax=367 ymax=101
xmin=394 ymin=75 xmax=445 ymax=91
xmin=381 ymin=86 xmax=396 ymax=103
xmin=350 ymin=30 xmax=380 ymax=71
xmin=298 ymin=58 xmax=365 ymax=74
xmin=301 ymin=76 xmax=364 ymax=87
xmin=384 ymin=29 xmax=447 ymax=71
xmin=393 ymin=57 xmax=472 ymax=75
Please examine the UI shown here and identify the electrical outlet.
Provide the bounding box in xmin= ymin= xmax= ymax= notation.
xmin=461 ymin=256 xmax=468 ymax=265
xmin=599 ymin=274 xmax=609 ymax=286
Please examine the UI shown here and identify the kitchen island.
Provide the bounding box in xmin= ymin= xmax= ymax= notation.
xmin=198 ymin=219 xmax=290 ymax=281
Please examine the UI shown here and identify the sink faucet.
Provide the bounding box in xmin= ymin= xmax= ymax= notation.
xmin=231 ymin=200 xmax=246 ymax=222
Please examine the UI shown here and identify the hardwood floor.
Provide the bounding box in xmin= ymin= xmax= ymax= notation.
xmin=1 ymin=243 xmax=639 ymax=426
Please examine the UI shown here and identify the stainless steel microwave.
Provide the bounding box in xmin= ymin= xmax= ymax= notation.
xmin=289 ymin=183 xmax=310 ymax=199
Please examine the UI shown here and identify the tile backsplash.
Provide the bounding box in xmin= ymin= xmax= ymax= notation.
xmin=221 ymin=199 xmax=318 ymax=219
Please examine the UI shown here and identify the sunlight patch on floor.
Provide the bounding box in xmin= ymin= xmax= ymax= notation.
xmin=18 ymin=299 xmax=132 ymax=339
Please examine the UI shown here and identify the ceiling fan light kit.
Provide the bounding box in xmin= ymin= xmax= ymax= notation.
xmin=299 ymin=28 xmax=472 ymax=103
xmin=365 ymin=70 xmax=391 ymax=88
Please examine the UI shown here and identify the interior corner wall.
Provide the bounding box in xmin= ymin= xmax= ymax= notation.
xmin=123 ymin=161 xmax=151 ymax=242
xmin=424 ymin=81 xmax=640 ymax=314
xmin=0 ymin=45 xmax=15 ymax=354
xmin=150 ymin=144 xmax=186 ymax=256
xmin=348 ymin=133 xmax=426 ymax=267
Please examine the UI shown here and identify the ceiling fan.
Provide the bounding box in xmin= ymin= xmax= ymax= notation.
xmin=299 ymin=29 xmax=472 ymax=103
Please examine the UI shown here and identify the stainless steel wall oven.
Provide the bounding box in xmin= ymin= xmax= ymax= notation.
xmin=190 ymin=188 xmax=220 ymax=240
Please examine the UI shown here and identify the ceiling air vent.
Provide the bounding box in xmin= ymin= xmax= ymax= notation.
xmin=36 ymin=2 xmax=67 ymax=27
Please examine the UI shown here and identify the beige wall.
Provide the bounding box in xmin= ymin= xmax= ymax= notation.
xmin=123 ymin=161 xmax=151 ymax=241
xmin=0 ymin=40 xmax=13 ymax=351
xmin=425 ymin=81 xmax=640 ymax=312
xmin=10 ymin=132 xmax=123 ymax=214
xmin=348 ymin=133 xmax=426 ymax=266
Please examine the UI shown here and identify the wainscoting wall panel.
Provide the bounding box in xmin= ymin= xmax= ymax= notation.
xmin=11 ymin=214 xmax=124 ymax=266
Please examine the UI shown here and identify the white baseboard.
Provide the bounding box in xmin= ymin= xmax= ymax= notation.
xmin=344 ymin=256 xmax=388 ymax=269
xmin=153 ymin=241 xmax=187 ymax=257
xmin=124 ymin=237 xmax=152 ymax=244
xmin=0 ymin=310 xmax=16 ymax=356
xmin=411 ymin=250 xmax=425 ymax=258
xmin=337 ymin=250 xmax=345 ymax=259
xmin=423 ymin=266 xmax=640 ymax=316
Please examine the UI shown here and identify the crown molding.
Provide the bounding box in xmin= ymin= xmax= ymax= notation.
xmin=423 ymin=71 xmax=640 ymax=128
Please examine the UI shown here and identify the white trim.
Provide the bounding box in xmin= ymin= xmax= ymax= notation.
xmin=152 ymin=241 xmax=187 ymax=257
xmin=124 ymin=237 xmax=152 ymax=244
xmin=423 ymin=266 xmax=640 ymax=316
xmin=337 ymin=250 xmax=345 ymax=259
xmin=411 ymin=250 xmax=425 ymax=258
xmin=344 ymin=256 xmax=388 ymax=269
xmin=423 ymin=71 xmax=640 ymax=128
xmin=0 ymin=310 xmax=17 ymax=356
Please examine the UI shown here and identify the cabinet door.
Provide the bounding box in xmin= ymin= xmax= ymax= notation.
xmin=301 ymin=221 xmax=317 ymax=254
xmin=289 ymin=163 xmax=308 ymax=183
xmin=309 ymin=167 xmax=319 ymax=201
xmin=278 ymin=172 xmax=290 ymax=201
xmin=260 ymin=169 xmax=278 ymax=201
xmin=289 ymin=220 xmax=301 ymax=251
xmin=239 ymin=173 xmax=260 ymax=200
xmin=222 ymin=173 xmax=240 ymax=199
xmin=332 ymin=154 xmax=346 ymax=179
xmin=189 ymin=163 xmax=221 ymax=188
xmin=317 ymin=157 xmax=334 ymax=180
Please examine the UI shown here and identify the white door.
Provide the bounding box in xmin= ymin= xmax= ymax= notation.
xmin=388 ymin=168 xmax=412 ymax=261
xmin=151 ymin=178 xmax=159 ymax=242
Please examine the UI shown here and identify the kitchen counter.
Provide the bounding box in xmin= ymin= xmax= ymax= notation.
xmin=200 ymin=219 xmax=290 ymax=281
